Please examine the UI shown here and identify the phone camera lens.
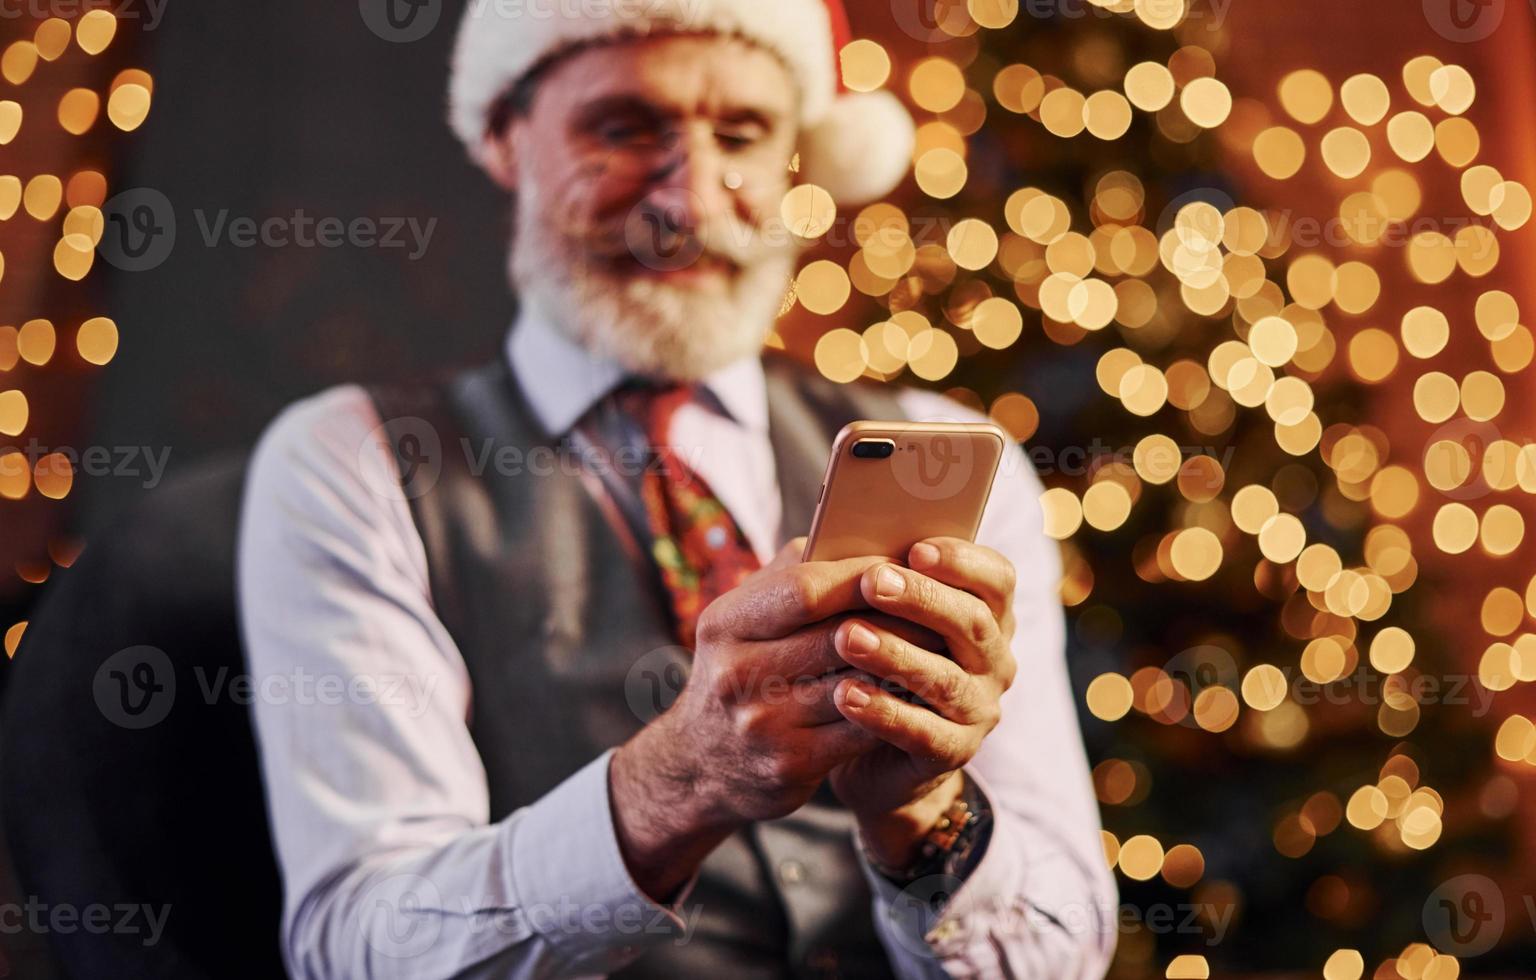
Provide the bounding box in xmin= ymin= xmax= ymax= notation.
xmin=851 ymin=439 xmax=895 ymax=460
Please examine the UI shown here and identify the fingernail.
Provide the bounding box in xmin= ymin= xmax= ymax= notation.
xmin=846 ymin=622 xmax=880 ymax=655
xmin=910 ymin=542 xmax=940 ymax=569
xmin=843 ymin=683 xmax=871 ymax=708
xmin=876 ymin=566 xmax=906 ymax=599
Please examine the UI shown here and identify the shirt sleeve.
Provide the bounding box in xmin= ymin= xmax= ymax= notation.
xmin=864 ymin=389 xmax=1118 ymax=979
xmin=237 ymin=386 xmax=689 ymax=980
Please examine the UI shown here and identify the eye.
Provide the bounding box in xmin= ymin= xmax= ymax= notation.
xmin=716 ymin=123 xmax=767 ymax=152
xmin=594 ymin=112 xmax=674 ymax=149
xmin=597 ymin=120 xmax=648 ymax=145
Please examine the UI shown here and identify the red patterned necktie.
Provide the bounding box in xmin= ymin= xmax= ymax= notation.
xmin=615 ymin=384 xmax=762 ymax=649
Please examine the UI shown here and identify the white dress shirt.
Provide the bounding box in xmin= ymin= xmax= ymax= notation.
xmin=237 ymin=312 xmax=1117 ymax=979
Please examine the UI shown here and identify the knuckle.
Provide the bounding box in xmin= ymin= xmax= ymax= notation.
xmin=999 ymin=558 xmax=1018 ymax=598
xmin=909 ymin=731 xmax=937 ymax=763
xmin=966 ymin=602 xmax=998 ymax=648
xmin=934 ymin=669 xmax=970 ymax=712
xmin=867 ymin=688 xmax=899 ymax=727
xmin=733 ymin=702 xmax=774 ymax=738
xmin=695 ymin=604 xmax=724 ymax=645
xmin=979 ymin=698 xmax=1003 ymax=732
xmin=997 ymin=651 xmax=1019 ymax=691
xmin=782 ymin=568 xmax=820 ymax=614
xmin=764 ymin=750 xmax=815 ymax=790
xmin=929 ymin=731 xmax=964 ymax=767
xmin=763 ymin=753 xmax=796 ymax=785
xmin=910 ymin=573 xmax=941 ymax=611
xmin=944 ymin=730 xmax=978 ymax=767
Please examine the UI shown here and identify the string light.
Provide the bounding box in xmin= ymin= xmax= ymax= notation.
xmin=798 ymin=12 xmax=1531 ymax=971
xmin=1 ymin=10 xmax=150 ymax=637
xmin=1 ymin=4 xmax=1526 ymax=975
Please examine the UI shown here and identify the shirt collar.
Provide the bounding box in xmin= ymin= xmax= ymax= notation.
xmin=505 ymin=306 xmax=769 ymax=437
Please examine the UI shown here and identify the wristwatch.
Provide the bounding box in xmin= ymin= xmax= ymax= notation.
xmin=866 ymin=775 xmax=994 ymax=886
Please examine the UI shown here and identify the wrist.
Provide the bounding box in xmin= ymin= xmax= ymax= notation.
xmin=609 ymin=724 xmax=739 ymax=902
xmin=857 ymin=771 xmax=964 ymax=870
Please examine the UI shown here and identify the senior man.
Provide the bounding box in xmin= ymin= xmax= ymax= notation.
xmin=238 ymin=1 xmax=1114 ymax=977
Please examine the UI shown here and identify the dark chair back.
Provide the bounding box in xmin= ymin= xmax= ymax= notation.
xmin=0 ymin=455 xmax=287 ymax=978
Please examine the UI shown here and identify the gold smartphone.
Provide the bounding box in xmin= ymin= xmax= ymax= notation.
xmin=802 ymin=420 xmax=1007 ymax=563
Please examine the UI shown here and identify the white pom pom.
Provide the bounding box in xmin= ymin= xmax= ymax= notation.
xmin=797 ymin=89 xmax=916 ymax=207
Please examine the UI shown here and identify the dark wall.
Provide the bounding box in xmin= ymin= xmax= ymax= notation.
xmin=83 ymin=0 xmax=513 ymax=527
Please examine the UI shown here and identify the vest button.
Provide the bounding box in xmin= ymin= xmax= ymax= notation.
xmin=806 ymin=946 xmax=839 ymax=975
xmin=778 ymin=859 xmax=807 ymax=884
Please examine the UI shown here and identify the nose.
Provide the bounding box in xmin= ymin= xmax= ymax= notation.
xmin=645 ymin=123 xmax=735 ymax=232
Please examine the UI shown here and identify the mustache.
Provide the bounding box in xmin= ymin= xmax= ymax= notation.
xmin=577 ymin=201 xmax=791 ymax=270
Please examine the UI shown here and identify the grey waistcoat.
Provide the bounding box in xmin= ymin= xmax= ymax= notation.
xmin=369 ymin=354 xmax=906 ymax=978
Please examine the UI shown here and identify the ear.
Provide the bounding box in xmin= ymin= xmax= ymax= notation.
xmin=479 ymin=126 xmax=519 ymax=192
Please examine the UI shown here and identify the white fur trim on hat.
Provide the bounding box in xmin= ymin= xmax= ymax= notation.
xmin=448 ymin=0 xmax=913 ymax=204
xmin=798 ymin=89 xmax=916 ymax=206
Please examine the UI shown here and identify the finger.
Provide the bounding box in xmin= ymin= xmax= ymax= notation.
xmin=793 ymin=719 xmax=881 ymax=769
xmin=788 ymin=668 xmax=883 ymax=726
xmin=859 ymin=563 xmax=1009 ymax=677
xmin=860 ymin=611 xmax=946 ymax=652
xmin=833 ymin=619 xmax=990 ymax=725
xmin=748 ymin=621 xmax=847 ymax=680
xmin=725 ymin=666 xmax=881 ymax=737
xmin=764 ymin=537 xmax=808 ymax=572
xmin=711 ymin=556 xmax=883 ymax=641
xmin=760 ymin=613 xmax=942 ymax=681
xmin=908 ymin=537 xmax=1017 ymax=621
xmin=833 ymin=677 xmax=979 ymax=771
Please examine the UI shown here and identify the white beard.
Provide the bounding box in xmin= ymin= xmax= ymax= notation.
xmin=509 ymin=177 xmax=797 ymax=383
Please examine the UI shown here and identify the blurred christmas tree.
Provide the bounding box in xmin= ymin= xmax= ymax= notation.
xmin=783 ymin=0 xmax=1536 ymax=975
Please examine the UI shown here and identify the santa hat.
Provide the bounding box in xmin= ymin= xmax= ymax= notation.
xmin=447 ymin=0 xmax=915 ymax=206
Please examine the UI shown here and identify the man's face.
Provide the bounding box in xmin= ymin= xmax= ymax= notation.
xmin=487 ymin=34 xmax=803 ymax=381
